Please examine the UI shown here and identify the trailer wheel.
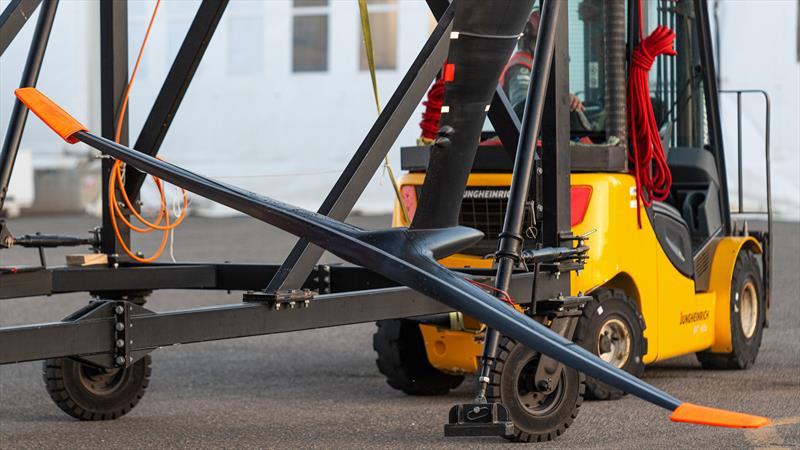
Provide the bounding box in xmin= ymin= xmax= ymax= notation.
xmin=42 ymin=355 xmax=151 ymax=420
xmin=697 ymin=248 xmax=764 ymax=369
xmin=373 ymin=319 xmax=464 ymax=395
xmin=573 ymin=289 xmax=646 ymax=400
xmin=487 ymin=336 xmax=584 ymax=442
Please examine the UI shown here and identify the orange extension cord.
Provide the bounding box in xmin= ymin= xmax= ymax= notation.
xmin=108 ymin=0 xmax=188 ymax=263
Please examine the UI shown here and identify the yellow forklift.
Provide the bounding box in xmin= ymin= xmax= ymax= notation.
xmin=375 ymin=0 xmax=772 ymax=405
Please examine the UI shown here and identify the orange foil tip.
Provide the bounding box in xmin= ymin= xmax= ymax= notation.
xmin=670 ymin=402 xmax=769 ymax=429
xmin=14 ymin=87 xmax=88 ymax=144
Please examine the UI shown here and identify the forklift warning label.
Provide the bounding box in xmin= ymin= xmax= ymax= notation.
xmin=680 ymin=310 xmax=710 ymax=325
xmin=463 ymin=189 xmax=509 ymax=199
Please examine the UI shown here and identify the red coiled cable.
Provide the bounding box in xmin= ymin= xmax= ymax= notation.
xmin=628 ymin=6 xmax=676 ymax=226
xmin=419 ymin=75 xmax=445 ymax=142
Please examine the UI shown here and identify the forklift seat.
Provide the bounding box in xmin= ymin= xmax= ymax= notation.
xmin=667 ymin=148 xmax=723 ymax=249
xmin=651 ymin=201 xmax=695 ymax=278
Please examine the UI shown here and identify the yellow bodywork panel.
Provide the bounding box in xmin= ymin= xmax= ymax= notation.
xmin=419 ymin=324 xmax=483 ymax=375
xmin=394 ymin=171 xmax=748 ymax=373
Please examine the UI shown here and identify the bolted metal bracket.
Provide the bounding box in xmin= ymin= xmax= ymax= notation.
xmin=243 ymin=288 xmax=314 ymax=311
xmin=113 ymin=301 xmax=131 ymax=368
xmin=66 ymin=300 xmax=154 ymax=369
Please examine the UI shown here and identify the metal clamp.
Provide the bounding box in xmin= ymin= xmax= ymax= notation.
xmin=243 ymin=289 xmax=314 ymax=310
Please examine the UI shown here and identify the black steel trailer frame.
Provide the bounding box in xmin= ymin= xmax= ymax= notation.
xmin=0 ymin=0 xmax=560 ymax=367
xmin=0 ymin=0 xmax=772 ymax=436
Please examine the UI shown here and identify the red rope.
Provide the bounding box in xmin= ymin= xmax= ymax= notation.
xmin=419 ymin=75 xmax=445 ymax=142
xmin=628 ymin=15 xmax=676 ymax=226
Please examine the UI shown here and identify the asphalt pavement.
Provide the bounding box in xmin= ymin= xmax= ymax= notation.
xmin=1 ymin=214 xmax=798 ymax=449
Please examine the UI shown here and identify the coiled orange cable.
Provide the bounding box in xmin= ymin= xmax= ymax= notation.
xmin=108 ymin=0 xmax=188 ymax=263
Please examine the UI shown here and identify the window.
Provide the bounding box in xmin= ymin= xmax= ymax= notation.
xmin=645 ymin=0 xmax=708 ymax=148
xmin=293 ymin=1 xmax=329 ymax=72
xmin=227 ymin=11 xmax=264 ymax=76
xmin=567 ymin=0 xmax=606 ymax=108
xmin=358 ymin=0 xmax=398 ymax=71
xmin=294 ymin=0 xmax=327 ymax=7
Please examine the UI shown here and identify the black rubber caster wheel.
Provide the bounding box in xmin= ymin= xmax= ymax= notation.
xmin=43 ymin=355 xmax=151 ymax=420
xmin=487 ymin=336 xmax=585 ymax=442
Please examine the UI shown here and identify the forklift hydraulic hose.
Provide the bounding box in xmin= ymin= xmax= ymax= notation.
xmin=16 ymin=87 xmax=768 ymax=429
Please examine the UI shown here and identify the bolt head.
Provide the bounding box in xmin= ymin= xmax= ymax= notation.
xmin=115 ymin=356 xmax=126 ymax=365
xmin=116 ymin=339 xmax=125 ymax=348
xmin=114 ymin=306 xmax=124 ymax=314
xmin=115 ymin=322 xmax=125 ymax=331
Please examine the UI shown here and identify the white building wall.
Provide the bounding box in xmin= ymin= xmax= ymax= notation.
xmin=124 ymin=0 xmax=435 ymax=216
xmin=1 ymin=0 xmax=434 ymax=216
xmin=712 ymin=0 xmax=800 ymax=221
xmin=0 ymin=0 xmax=797 ymax=219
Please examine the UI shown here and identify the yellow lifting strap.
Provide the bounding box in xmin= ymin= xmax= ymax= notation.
xmin=358 ymin=0 xmax=410 ymax=224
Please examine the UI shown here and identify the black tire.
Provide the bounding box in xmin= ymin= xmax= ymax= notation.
xmin=487 ymin=336 xmax=585 ymax=442
xmin=697 ymin=249 xmax=765 ymax=369
xmin=43 ymin=355 xmax=151 ymax=420
xmin=573 ymin=288 xmax=646 ymax=400
xmin=373 ymin=319 xmax=464 ymax=396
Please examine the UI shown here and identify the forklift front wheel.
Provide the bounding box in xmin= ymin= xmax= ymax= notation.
xmin=487 ymin=336 xmax=585 ymax=443
xmin=573 ymin=289 xmax=646 ymax=400
xmin=43 ymin=355 xmax=151 ymax=420
xmin=373 ymin=319 xmax=464 ymax=395
xmin=697 ymin=248 xmax=765 ymax=369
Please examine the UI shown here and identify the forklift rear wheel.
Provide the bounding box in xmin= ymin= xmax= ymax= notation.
xmin=487 ymin=336 xmax=585 ymax=442
xmin=373 ymin=319 xmax=464 ymax=395
xmin=43 ymin=355 xmax=151 ymax=420
xmin=573 ymin=289 xmax=646 ymax=400
xmin=697 ymin=248 xmax=764 ymax=369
